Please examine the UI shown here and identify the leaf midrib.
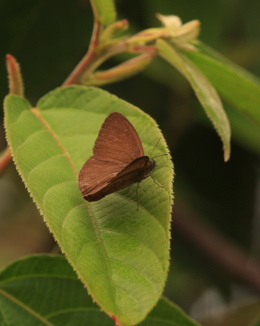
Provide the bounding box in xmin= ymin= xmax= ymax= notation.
xmin=0 ymin=289 xmax=53 ymax=326
xmin=31 ymin=106 xmax=118 ymax=314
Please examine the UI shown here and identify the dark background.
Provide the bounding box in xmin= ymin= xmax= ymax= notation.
xmin=1 ymin=0 xmax=260 ymax=324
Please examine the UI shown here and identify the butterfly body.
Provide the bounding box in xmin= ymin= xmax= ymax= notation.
xmin=84 ymin=156 xmax=156 ymax=202
xmin=79 ymin=112 xmax=157 ymax=202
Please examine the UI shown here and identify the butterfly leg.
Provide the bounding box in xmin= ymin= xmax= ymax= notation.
xmin=136 ymin=182 xmax=141 ymax=210
xmin=126 ymin=185 xmax=132 ymax=195
xmin=150 ymin=175 xmax=164 ymax=188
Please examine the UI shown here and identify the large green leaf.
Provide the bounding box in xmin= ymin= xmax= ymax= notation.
xmin=90 ymin=0 xmax=116 ymax=25
xmin=4 ymin=86 xmax=173 ymax=326
xmin=157 ymin=39 xmax=231 ymax=162
xmin=0 ymin=255 xmax=200 ymax=326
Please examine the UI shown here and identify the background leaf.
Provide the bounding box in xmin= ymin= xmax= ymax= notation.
xmin=140 ymin=297 xmax=201 ymax=326
xmin=187 ymin=42 xmax=260 ymax=124
xmin=0 ymin=255 xmax=117 ymax=326
xmin=4 ymin=86 xmax=173 ymax=326
xmin=0 ymin=255 xmax=200 ymax=326
xmin=157 ymin=39 xmax=231 ymax=161
xmin=186 ymin=43 xmax=260 ymax=155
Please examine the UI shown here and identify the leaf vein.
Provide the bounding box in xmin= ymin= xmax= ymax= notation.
xmin=108 ymin=257 xmax=158 ymax=294
xmin=27 ymin=153 xmax=66 ymax=181
xmin=100 ymin=229 xmax=166 ymax=269
xmin=116 ymin=192 xmax=168 ymax=236
xmin=42 ymin=180 xmax=76 ymax=208
xmin=0 ymin=289 xmax=53 ymax=325
xmin=14 ymin=129 xmax=50 ymax=153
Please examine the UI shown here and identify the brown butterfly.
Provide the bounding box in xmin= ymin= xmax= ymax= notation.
xmin=78 ymin=112 xmax=157 ymax=202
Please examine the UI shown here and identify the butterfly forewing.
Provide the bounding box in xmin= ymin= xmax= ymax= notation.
xmin=93 ymin=112 xmax=144 ymax=163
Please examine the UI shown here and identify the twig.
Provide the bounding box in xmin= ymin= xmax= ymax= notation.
xmin=0 ymin=147 xmax=12 ymax=176
xmin=63 ymin=20 xmax=102 ymax=86
xmin=173 ymin=201 xmax=260 ymax=292
xmin=131 ymin=45 xmax=157 ymax=53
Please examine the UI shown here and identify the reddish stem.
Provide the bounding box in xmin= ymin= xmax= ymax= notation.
xmin=131 ymin=45 xmax=157 ymax=53
xmin=111 ymin=315 xmax=121 ymax=326
xmin=63 ymin=21 xmax=102 ymax=86
xmin=0 ymin=147 xmax=12 ymax=176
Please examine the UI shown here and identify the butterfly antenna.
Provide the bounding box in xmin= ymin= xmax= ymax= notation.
xmin=150 ymin=138 xmax=169 ymax=159
xmin=152 ymin=153 xmax=168 ymax=159
xmin=150 ymin=138 xmax=161 ymax=157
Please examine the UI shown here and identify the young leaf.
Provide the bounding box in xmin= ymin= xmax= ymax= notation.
xmin=157 ymin=39 xmax=231 ymax=162
xmin=186 ymin=42 xmax=260 ymax=126
xmin=6 ymin=54 xmax=24 ymax=97
xmin=4 ymin=86 xmax=173 ymax=326
xmin=90 ymin=0 xmax=116 ymax=25
xmin=0 ymin=255 xmax=201 ymax=326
